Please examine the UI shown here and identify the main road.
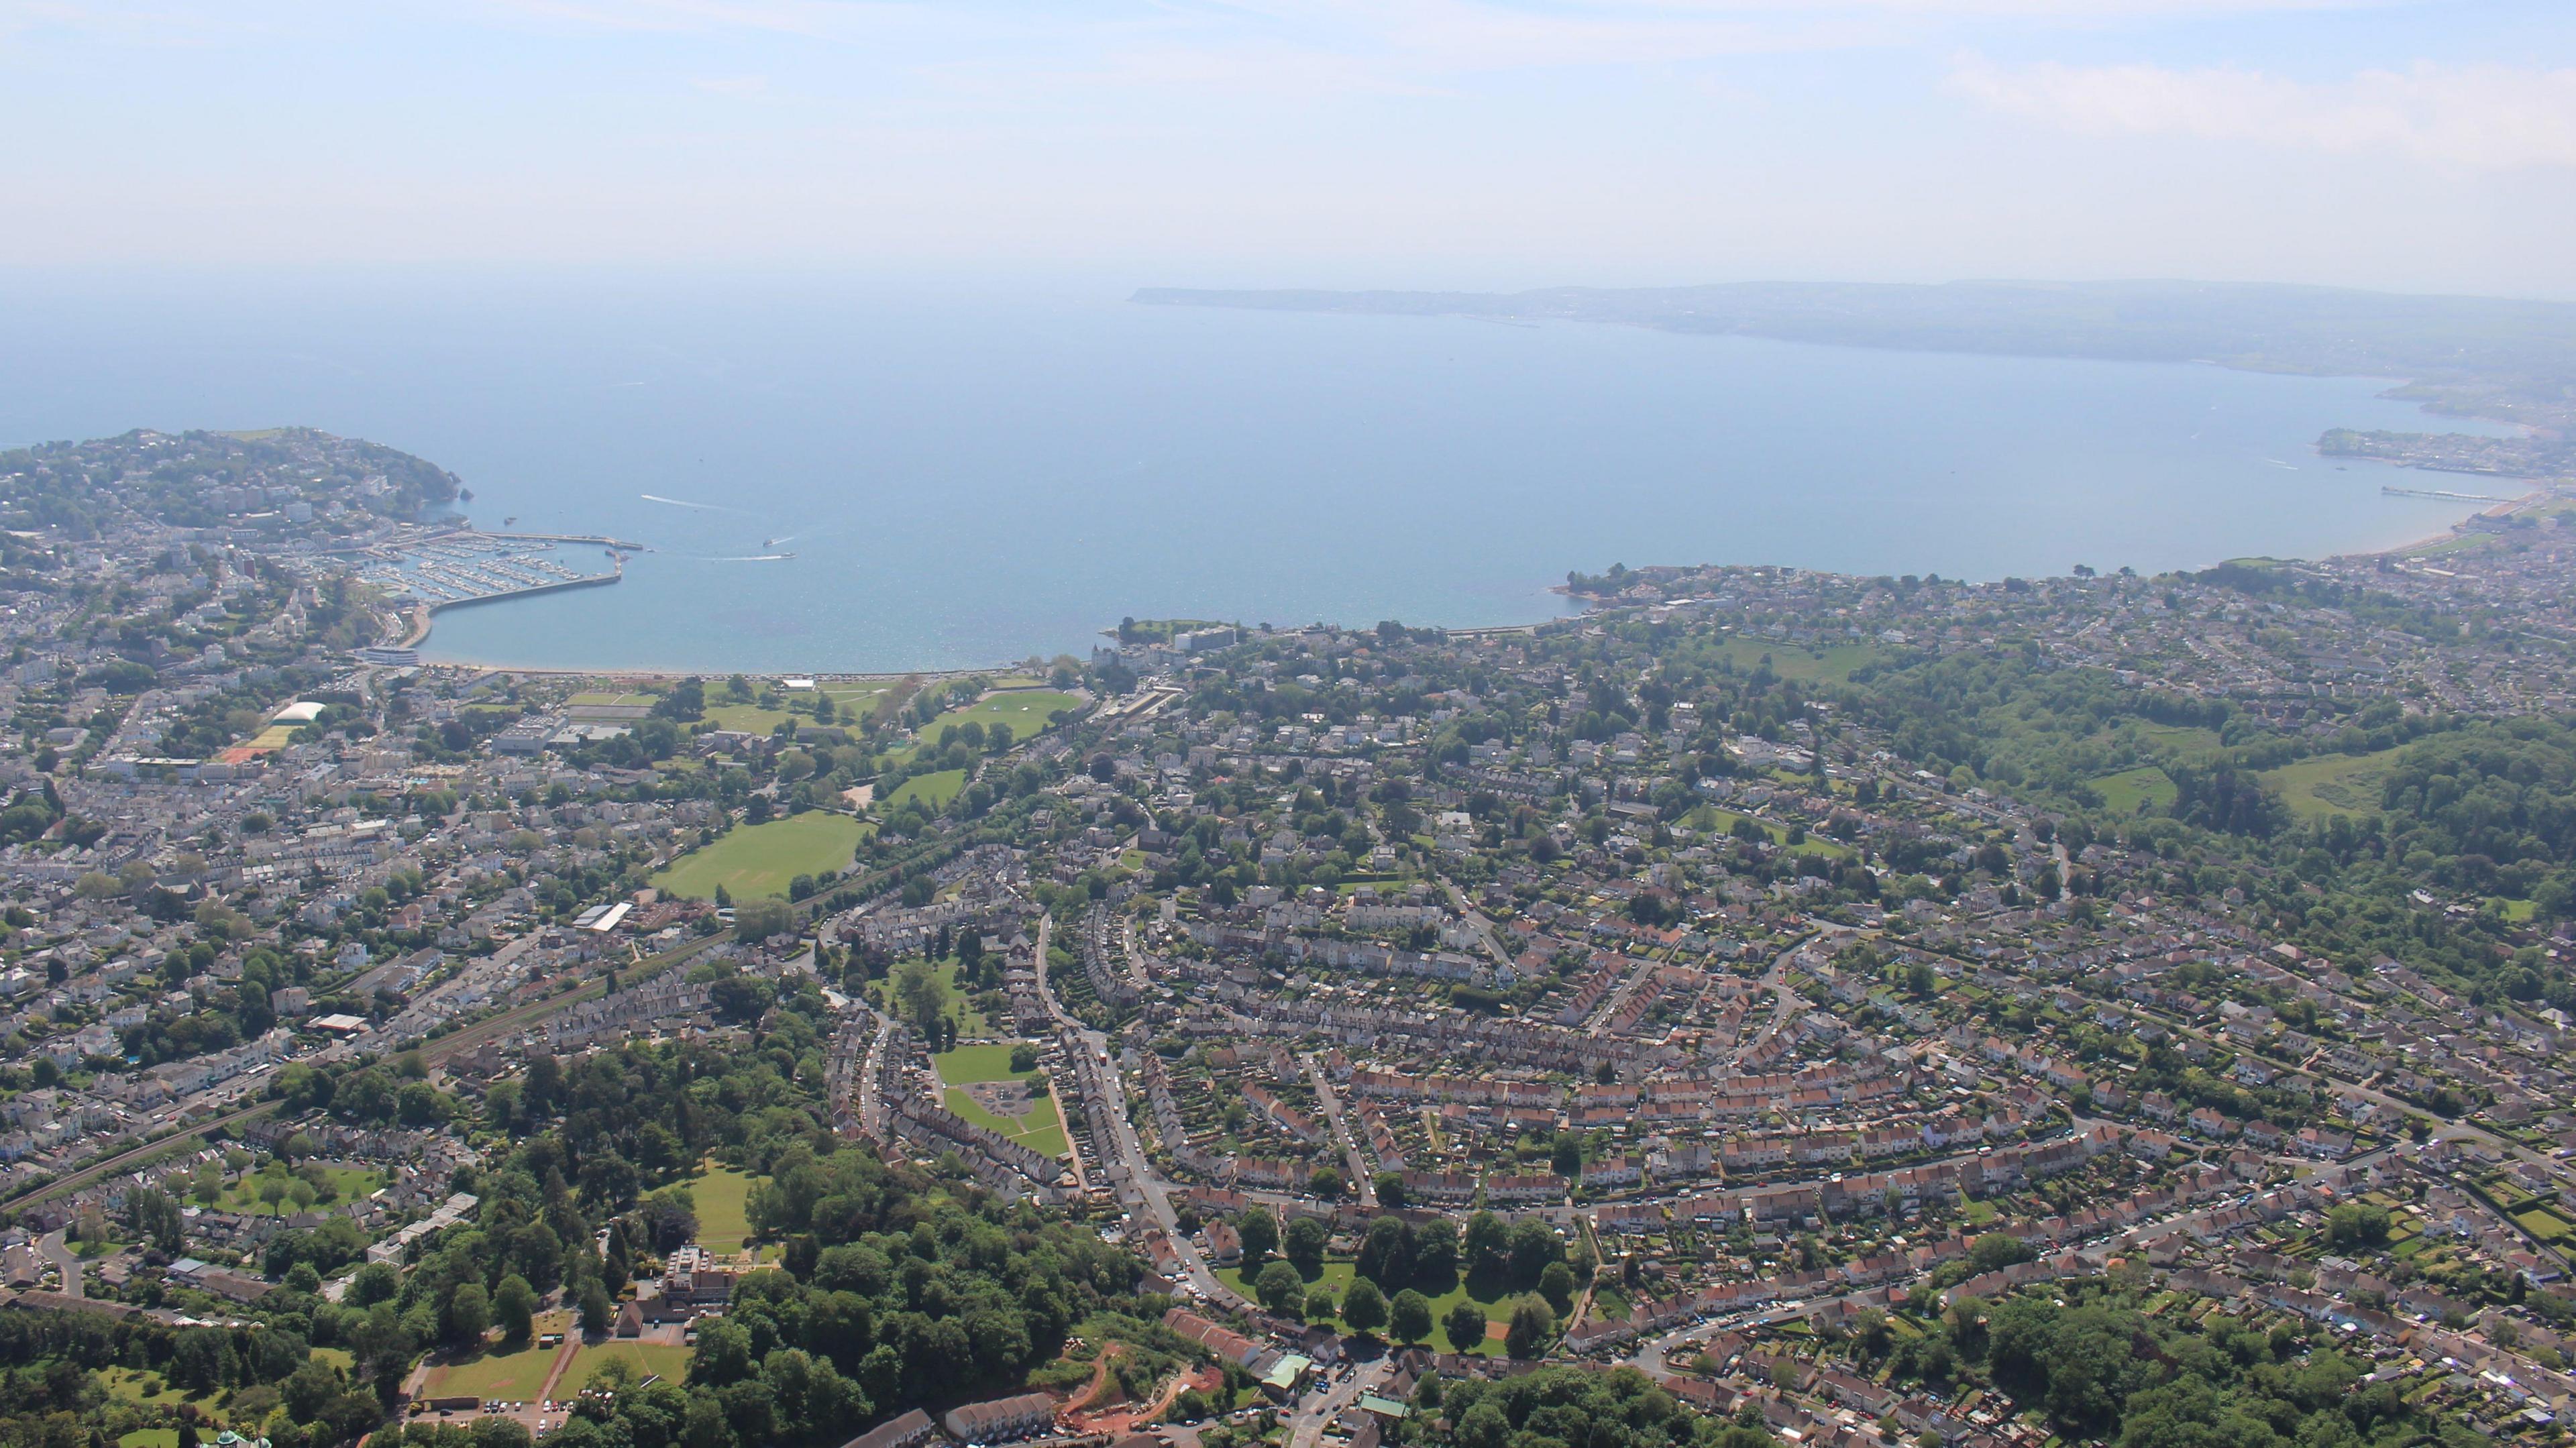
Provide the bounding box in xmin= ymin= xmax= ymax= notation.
xmin=1033 ymin=911 xmax=1246 ymax=1311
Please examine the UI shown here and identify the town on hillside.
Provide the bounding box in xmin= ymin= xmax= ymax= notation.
xmin=7 ymin=429 xmax=2576 ymax=1448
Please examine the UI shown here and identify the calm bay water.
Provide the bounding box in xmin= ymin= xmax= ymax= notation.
xmin=0 ymin=272 xmax=2518 ymax=673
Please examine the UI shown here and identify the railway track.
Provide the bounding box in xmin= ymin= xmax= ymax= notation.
xmin=2 ymin=934 xmax=720 ymax=1212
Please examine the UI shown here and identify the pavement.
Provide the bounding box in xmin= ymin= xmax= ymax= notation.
xmin=37 ymin=1229 xmax=80 ymax=1298
xmin=1287 ymin=1356 xmax=1392 ymax=1448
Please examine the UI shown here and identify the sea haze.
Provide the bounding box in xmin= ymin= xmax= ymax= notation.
xmin=0 ymin=272 xmax=2521 ymax=674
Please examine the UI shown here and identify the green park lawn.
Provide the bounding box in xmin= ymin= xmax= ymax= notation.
xmin=892 ymin=688 xmax=1081 ymax=765
xmin=696 ymin=681 xmax=894 ymax=737
xmin=935 ymin=1044 xmax=1067 ymax=1158
xmin=211 ymin=1164 xmax=382 ymax=1216
xmin=689 ymin=1164 xmax=759 ymax=1254
xmin=564 ymin=1341 xmax=694 ymax=1394
xmin=885 ymin=769 xmax=967 ymax=812
xmin=421 ymin=1335 xmax=559 ymax=1404
xmin=652 ymin=812 xmax=869 ymax=900
xmin=2259 ymin=746 xmax=2403 ymax=822
xmin=1701 ymin=636 xmax=1884 ymax=684
xmin=935 ymin=1042 xmax=1033 ymax=1083
xmin=103 ymin=1368 xmax=204 ymax=1411
xmin=2089 ymin=765 xmax=2178 ymax=816
xmin=1215 ymin=1258 xmax=1533 ymax=1353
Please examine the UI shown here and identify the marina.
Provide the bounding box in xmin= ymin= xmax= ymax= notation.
xmin=346 ymin=524 xmax=636 ymax=609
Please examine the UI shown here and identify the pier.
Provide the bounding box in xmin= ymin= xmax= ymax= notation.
xmin=425 ymin=559 xmax=623 ymax=614
xmin=2383 ymin=485 xmax=2512 ymax=503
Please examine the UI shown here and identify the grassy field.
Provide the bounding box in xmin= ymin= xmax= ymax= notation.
xmin=1214 ymin=1259 xmax=1531 ymax=1352
xmin=2137 ymin=724 xmax=2226 ymax=759
xmin=103 ymin=1367 xmax=205 ymax=1412
xmin=893 ymin=688 xmax=1081 ymax=764
xmin=1682 ymin=805 xmax=1851 ymax=858
xmin=885 ymin=769 xmax=967 ymax=812
xmin=1702 ymin=636 xmax=1884 ymax=684
xmin=563 ymin=1341 xmax=694 ymax=1394
xmin=2260 ymin=747 xmax=2403 ymax=822
xmin=935 ymin=1042 xmax=1033 ymax=1082
xmin=2515 ymin=1208 xmax=2573 ymax=1242
xmin=698 ymin=681 xmax=896 ymax=737
xmin=652 ymin=812 xmax=869 ymax=900
xmin=212 ymin=1164 xmax=381 ymax=1215
xmin=690 ymin=1164 xmax=758 ymax=1254
xmin=419 ymin=1329 xmax=562 ymax=1404
xmin=936 ymin=1045 xmax=1067 ymax=1158
xmin=2090 ymin=765 xmax=2178 ymax=816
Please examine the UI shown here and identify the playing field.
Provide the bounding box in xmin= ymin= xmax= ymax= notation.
xmin=699 ymin=682 xmax=896 ymax=737
xmin=562 ymin=1341 xmax=694 ymax=1394
xmin=689 ymin=1164 xmax=758 ymax=1253
xmin=420 ymin=1338 xmax=557 ymax=1404
xmin=893 ymin=688 xmax=1081 ymax=765
xmin=885 ymin=769 xmax=967 ymax=812
xmin=652 ymin=812 xmax=869 ymax=899
xmin=1698 ymin=636 xmax=1884 ymax=684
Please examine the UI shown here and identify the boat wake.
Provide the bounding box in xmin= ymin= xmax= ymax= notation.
xmin=640 ymin=492 xmax=755 ymax=514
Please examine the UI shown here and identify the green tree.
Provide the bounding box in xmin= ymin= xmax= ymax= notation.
xmin=1551 ymin=1132 xmax=1583 ymax=1178
xmin=1237 ymin=1207 xmax=1278 ymax=1265
xmin=1389 ymin=1288 xmax=1434 ymax=1345
xmin=1255 ymin=1260 xmax=1305 ymax=1315
xmin=1446 ymin=1301 xmax=1488 ymax=1353
xmin=446 ymin=1281 xmax=491 ymax=1346
xmin=1342 ymin=1277 xmax=1388 ymax=1336
xmin=1538 ymin=1261 xmax=1576 ymax=1315
xmin=494 ymin=1273 xmax=537 ymax=1345
xmin=1461 ymin=1210 xmax=1508 ymax=1276
xmin=1283 ymin=1215 xmax=1329 ymax=1276
xmin=580 ymin=1280 xmax=615 ymax=1337
xmin=1505 ymin=1298 xmax=1555 ymax=1358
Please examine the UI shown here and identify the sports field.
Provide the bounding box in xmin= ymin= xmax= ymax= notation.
xmin=690 ymin=1164 xmax=757 ymax=1254
xmin=562 ymin=1341 xmax=693 ymax=1393
xmin=651 ymin=812 xmax=869 ymax=899
xmin=1699 ymin=637 xmax=1884 ymax=684
xmin=885 ymin=769 xmax=967 ymax=812
xmin=894 ymin=687 xmax=1081 ymax=764
xmin=419 ymin=1328 xmax=561 ymax=1404
xmin=699 ymin=681 xmax=896 ymax=736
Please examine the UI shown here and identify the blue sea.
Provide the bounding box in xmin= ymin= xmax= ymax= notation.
xmin=0 ymin=270 xmax=2520 ymax=673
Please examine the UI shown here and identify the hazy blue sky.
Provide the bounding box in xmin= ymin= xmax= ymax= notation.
xmin=5 ymin=1 xmax=2573 ymax=294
